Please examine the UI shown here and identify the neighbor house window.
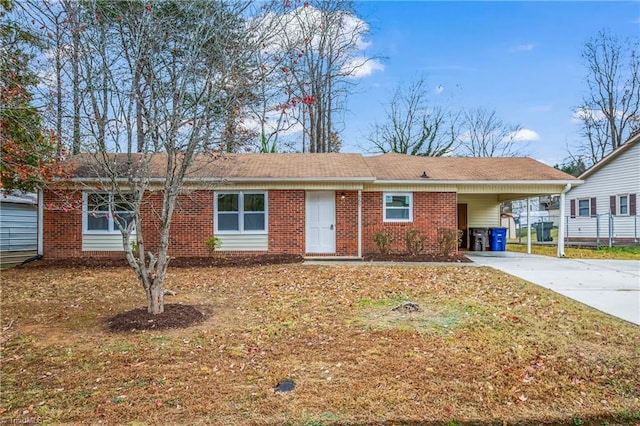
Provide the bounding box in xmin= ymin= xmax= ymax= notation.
xmin=215 ymin=192 xmax=267 ymax=233
xmin=383 ymin=193 xmax=412 ymax=222
xmin=577 ymin=198 xmax=591 ymax=217
xmin=84 ymin=192 xmax=135 ymax=233
xmin=618 ymin=195 xmax=629 ymax=215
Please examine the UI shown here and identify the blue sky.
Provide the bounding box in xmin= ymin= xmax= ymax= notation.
xmin=342 ymin=1 xmax=640 ymax=165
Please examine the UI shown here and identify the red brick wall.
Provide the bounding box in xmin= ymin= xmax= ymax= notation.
xmin=336 ymin=191 xmax=358 ymax=256
xmin=43 ymin=189 xmax=457 ymax=258
xmin=43 ymin=190 xmax=213 ymax=259
xmin=268 ymin=190 xmax=305 ymax=254
xmin=141 ymin=191 xmax=214 ymax=257
xmin=43 ymin=190 xmax=83 ymax=258
xmin=361 ymin=191 xmax=457 ymax=255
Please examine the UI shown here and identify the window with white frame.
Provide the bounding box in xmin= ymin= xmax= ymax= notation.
xmin=577 ymin=198 xmax=591 ymax=217
xmin=383 ymin=193 xmax=412 ymax=222
xmin=618 ymin=194 xmax=629 ymax=215
xmin=215 ymin=192 xmax=267 ymax=233
xmin=84 ymin=192 xmax=135 ymax=233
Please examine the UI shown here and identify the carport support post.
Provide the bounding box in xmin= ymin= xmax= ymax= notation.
xmin=526 ymin=198 xmax=531 ymax=254
xmin=557 ymin=184 xmax=571 ymax=257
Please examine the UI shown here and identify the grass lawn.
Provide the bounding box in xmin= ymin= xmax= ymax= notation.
xmin=1 ymin=264 xmax=639 ymax=425
xmin=507 ymin=243 xmax=640 ymax=260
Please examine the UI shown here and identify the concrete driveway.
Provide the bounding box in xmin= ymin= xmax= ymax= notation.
xmin=466 ymin=251 xmax=640 ymax=325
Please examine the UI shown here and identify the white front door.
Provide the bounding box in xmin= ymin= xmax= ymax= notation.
xmin=305 ymin=191 xmax=336 ymax=253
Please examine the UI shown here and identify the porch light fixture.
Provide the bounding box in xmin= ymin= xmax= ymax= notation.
xmin=340 ymin=192 xmax=346 ymax=199
xmin=420 ymin=171 xmax=429 ymax=178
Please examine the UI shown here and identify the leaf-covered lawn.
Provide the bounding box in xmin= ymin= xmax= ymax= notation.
xmin=1 ymin=264 xmax=639 ymax=425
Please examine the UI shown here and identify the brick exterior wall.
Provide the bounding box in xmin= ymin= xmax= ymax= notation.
xmin=43 ymin=189 xmax=457 ymax=258
xmin=43 ymin=190 xmax=83 ymax=258
xmin=268 ymin=190 xmax=305 ymax=254
xmin=361 ymin=192 xmax=457 ymax=255
xmin=336 ymin=191 xmax=359 ymax=256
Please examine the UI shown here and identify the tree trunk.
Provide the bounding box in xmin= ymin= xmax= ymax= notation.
xmin=148 ymin=281 xmax=164 ymax=314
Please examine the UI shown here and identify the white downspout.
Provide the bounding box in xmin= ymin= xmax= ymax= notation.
xmin=357 ymin=190 xmax=362 ymax=259
xmin=37 ymin=189 xmax=43 ymax=256
xmin=557 ymin=183 xmax=572 ymax=258
xmin=526 ymin=197 xmax=531 ymax=254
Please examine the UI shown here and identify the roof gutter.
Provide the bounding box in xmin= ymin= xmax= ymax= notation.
xmin=372 ymin=179 xmax=583 ymax=185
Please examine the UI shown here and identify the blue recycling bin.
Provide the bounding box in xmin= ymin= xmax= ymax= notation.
xmin=489 ymin=227 xmax=507 ymax=251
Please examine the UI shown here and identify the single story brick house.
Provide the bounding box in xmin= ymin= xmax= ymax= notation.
xmin=42 ymin=153 xmax=579 ymax=259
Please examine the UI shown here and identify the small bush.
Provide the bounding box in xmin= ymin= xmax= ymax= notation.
xmin=405 ymin=229 xmax=424 ymax=256
xmin=205 ymin=236 xmax=221 ymax=254
xmin=438 ymin=228 xmax=462 ymax=256
xmin=373 ymin=230 xmax=393 ymax=254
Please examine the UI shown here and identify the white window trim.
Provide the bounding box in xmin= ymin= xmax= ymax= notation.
xmin=383 ymin=192 xmax=413 ymax=223
xmin=82 ymin=192 xmax=135 ymax=235
xmin=214 ymin=191 xmax=268 ymax=234
xmin=617 ymin=194 xmax=629 ymax=216
xmin=577 ymin=198 xmax=591 ymax=218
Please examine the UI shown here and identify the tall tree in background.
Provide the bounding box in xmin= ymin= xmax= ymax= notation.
xmin=254 ymin=0 xmax=375 ymax=153
xmin=575 ymin=29 xmax=639 ymax=165
xmin=456 ymin=107 xmax=529 ymax=157
xmin=367 ymin=77 xmax=457 ymax=156
xmin=1 ymin=0 xmax=57 ymax=192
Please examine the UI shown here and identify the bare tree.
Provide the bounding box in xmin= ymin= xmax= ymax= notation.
xmin=456 ymin=107 xmax=529 ymax=157
xmin=367 ymin=77 xmax=457 ymax=156
xmin=56 ymin=0 xmax=257 ymax=314
xmin=575 ymin=29 xmax=639 ymax=165
xmin=255 ymin=0 xmax=376 ymax=153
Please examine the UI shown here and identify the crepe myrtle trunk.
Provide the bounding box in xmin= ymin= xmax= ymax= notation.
xmin=122 ymin=206 xmax=173 ymax=315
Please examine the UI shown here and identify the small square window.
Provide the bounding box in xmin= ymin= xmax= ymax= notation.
xmin=384 ymin=193 xmax=412 ymax=222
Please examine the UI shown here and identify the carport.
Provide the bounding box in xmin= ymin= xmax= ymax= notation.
xmin=457 ymin=180 xmax=581 ymax=257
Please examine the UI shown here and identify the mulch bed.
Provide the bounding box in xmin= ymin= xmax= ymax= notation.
xmin=363 ymin=253 xmax=472 ymax=263
xmin=18 ymin=252 xmax=471 ymax=269
xmin=107 ymin=303 xmax=208 ymax=333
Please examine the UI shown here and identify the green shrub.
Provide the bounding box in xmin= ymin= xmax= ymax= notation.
xmin=373 ymin=230 xmax=393 ymax=254
xmin=438 ymin=228 xmax=462 ymax=255
xmin=405 ymin=229 xmax=424 ymax=256
xmin=205 ymin=236 xmax=221 ymax=254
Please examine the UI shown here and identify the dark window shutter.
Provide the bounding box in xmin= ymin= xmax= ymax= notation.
xmin=610 ymin=196 xmax=616 ymax=215
xmin=590 ymin=197 xmax=597 ymax=216
xmin=630 ymin=193 xmax=637 ymax=216
xmin=570 ymin=199 xmax=576 ymax=218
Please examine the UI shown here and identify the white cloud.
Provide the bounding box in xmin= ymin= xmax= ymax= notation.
xmin=510 ymin=128 xmax=540 ymax=141
xmin=342 ymin=58 xmax=384 ymax=78
xmin=435 ymin=85 xmax=444 ymax=94
xmin=509 ymin=43 xmax=535 ymax=52
xmin=571 ymin=107 xmax=608 ymax=123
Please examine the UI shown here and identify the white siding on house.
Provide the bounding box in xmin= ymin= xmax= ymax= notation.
xmin=216 ymin=234 xmax=268 ymax=251
xmin=458 ymin=194 xmax=500 ymax=227
xmin=0 ymin=203 xmax=37 ymax=252
xmin=565 ymin=141 xmax=640 ymax=242
xmin=82 ymin=234 xmax=135 ymax=251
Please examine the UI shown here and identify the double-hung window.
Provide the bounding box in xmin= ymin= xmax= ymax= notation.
xmin=215 ymin=192 xmax=267 ymax=233
xmin=618 ymin=195 xmax=629 ymax=215
xmin=577 ymin=198 xmax=591 ymax=217
xmin=84 ymin=192 xmax=135 ymax=233
xmin=383 ymin=193 xmax=412 ymax=222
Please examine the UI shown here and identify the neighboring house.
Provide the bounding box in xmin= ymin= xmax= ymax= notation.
xmin=42 ymin=153 xmax=578 ymax=259
xmin=0 ymin=192 xmax=39 ymax=269
xmin=565 ymin=132 xmax=640 ymax=245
